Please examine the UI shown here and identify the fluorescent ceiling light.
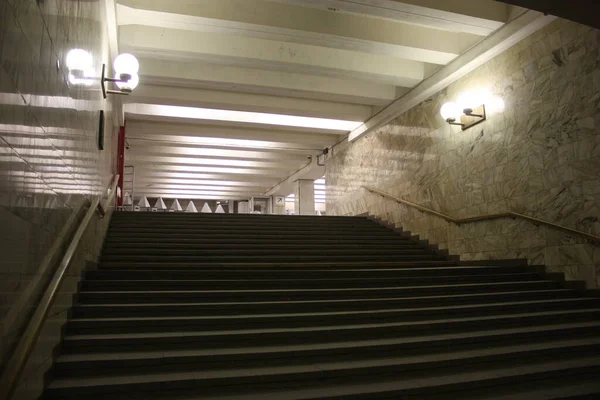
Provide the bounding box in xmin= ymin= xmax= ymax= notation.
xmin=130 ymin=135 xmax=312 ymax=152
xmin=125 ymin=104 xmax=363 ymax=132
xmin=137 ymin=179 xmax=267 ymax=187
xmin=141 ymin=184 xmax=260 ymax=192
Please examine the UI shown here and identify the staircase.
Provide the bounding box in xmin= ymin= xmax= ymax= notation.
xmin=44 ymin=212 xmax=600 ymax=399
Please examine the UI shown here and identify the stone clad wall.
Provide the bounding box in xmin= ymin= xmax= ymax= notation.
xmin=0 ymin=0 xmax=118 ymax=396
xmin=327 ymin=19 xmax=600 ymax=288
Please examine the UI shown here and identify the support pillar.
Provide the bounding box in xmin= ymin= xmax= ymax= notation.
xmin=117 ymin=125 xmax=126 ymax=207
xmin=294 ymin=179 xmax=315 ymax=215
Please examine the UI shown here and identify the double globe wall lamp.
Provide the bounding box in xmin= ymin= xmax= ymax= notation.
xmin=66 ymin=49 xmax=140 ymax=98
xmin=440 ymin=89 xmax=504 ymax=131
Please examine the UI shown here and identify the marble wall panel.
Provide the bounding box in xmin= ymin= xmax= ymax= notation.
xmin=327 ymin=19 xmax=600 ymax=288
xmin=0 ymin=0 xmax=118 ymax=392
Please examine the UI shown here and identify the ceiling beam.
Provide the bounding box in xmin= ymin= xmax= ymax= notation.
xmin=270 ymin=0 xmax=507 ymax=35
xmin=125 ymin=121 xmax=339 ymax=148
xmin=134 ymin=184 xmax=267 ymax=193
xmin=132 ymin=179 xmax=275 ymax=188
xmin=119 ymin=25 xmax=425 ymax=87
xmin=136 ymin=58 xmax=397 ymax=106
xmin=128 ymin=84 xmax=374 ymax=121
xmin=131 ymin=164 xmax=289 ymax=177
xmin=123 ymin=104 xmax=357 ymax=135
xmin=126 ymin=143 xmax=312 ymax=161
xmin=118 ymin=0 xmax=485 ymax=53
xmin=129 ymin=171 xmax=280 ymax=185
xmin=117 ymin=4 xmax=462 ymax=64
xmin=126 ymin=155 xmax=304 ymax=170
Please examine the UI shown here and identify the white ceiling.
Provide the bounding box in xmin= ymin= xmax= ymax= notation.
xmin=116 ymin=0 xmax=510 ymax=201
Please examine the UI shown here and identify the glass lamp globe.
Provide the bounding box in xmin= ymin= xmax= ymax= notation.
xmin=66 ymin=49 xmax=93 ymax=71
xmin=113 ymin=53 xmax=139 ymax=75
xmin=457 ymin=91 xmax=478 ymax=112
xmin=115 ymin=73 xmax=139 ymax=91
xmin=488 ymin=96 xmax=506 ymax=113
xmin=440 ymin=102 xmax=460 ymax=121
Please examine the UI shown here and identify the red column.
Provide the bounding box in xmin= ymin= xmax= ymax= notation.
xmin=117 ymin=124 xmax=126 ymax=207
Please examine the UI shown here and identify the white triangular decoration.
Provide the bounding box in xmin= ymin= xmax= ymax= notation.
xmin=32 ymin=195 xmax=42 ymax=209
xmin=16 ymin=196 xmax=27 ymax=208
xmin=201 ymin=203 xmax=213 ymax=213
xmin=186 ymin=201 xmax=198 ymax=213
xmin=46 ymin=196 xmax=59 ymax=209
xmin=138 ymin=196 xmax=150 ymax=208
xmin=215 ymin=204 xmax=225 ymax=213
xmin=170 ymin=199 xmax=182 ymax=211
xmin=154 ymin=197 xmax=167 ymax=210
xmin=123 ymin=192 xmax=133 ymax=205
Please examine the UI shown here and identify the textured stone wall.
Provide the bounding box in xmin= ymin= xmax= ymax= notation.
xmin=0 ymin=0 xmax=118 ymax=396
xmin=327 ymin=19 xmax=600 ymax=288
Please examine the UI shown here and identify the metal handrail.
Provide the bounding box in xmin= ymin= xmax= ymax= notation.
xmin=0 ymin=175 xmax=119 ymax=400
xmin=363 ymin=185 xmax=600 ymax=243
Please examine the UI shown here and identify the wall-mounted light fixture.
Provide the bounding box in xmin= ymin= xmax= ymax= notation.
xmin=66 ymin=50 xmax=141 ymax=98
xmin=101 ymin=53 xmax=140 ymax=98
xmin=440 ymin=89 xmax=504 ymax=131
xmin=66 ymin=49 xmax=95 ymax=86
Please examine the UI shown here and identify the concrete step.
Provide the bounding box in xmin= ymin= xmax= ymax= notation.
xmin=102 ymin=237 xmax=413 ymax=245
xmin=70 ymin=289 xmax=586 ymax=318
xmin=105 ymin=230 xmax=404 ymax=239
xmin=44 ymin=346 xmax=600 ymax=399
xmin=65 ymin=299 xmax=600 ymax=335
xmin=80 ymin=273 xmax=545 ymax=291
xmin=110 ymin=213 xmax=365 ymax=221
xmin=101 ymin=242 xmax=423 ymax=251
xmin=98 ymin=254 xmax=446 ymax=263
xmin=52 ymin=325 xmax=600 ymax=379
xmin=75 ymin=280 xmax=562 ymax=303
xmin=83 ymin=266 xmax=544 ymax=280
xmin=108 ymin=223 xmax=390 ymax=231
xmin=60 ymin=309 xmax=600 ymax=352
xmin=88 ymin=261 xmax=524 ymax=278
xmin=97 ymin=260 xmax=459 ymax=269
xmin=100 ymin=248 xmax=432 ymax=257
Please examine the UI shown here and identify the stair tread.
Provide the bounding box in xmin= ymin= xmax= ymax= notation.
xmin=72 ymin=289 xmax=580 ymax=307
xmin=91 ymin=265 xmax=528 ymax=273
xmin=81 ymin=273 xmax=540 ymax=283
xmin=63 ymin=308 xmax=600 ymax=341
xmin=99 ymin=261 xmax=458 ymax=268
xmin=57 ymin=321 xmax=600 ymax=363
xmin=78 ymin=280 xmax=556 ymax=294
xmin=48 ymin=351 xmax=600 ymax=389
xmin=69 ymin=298 xmax=597 ymax=323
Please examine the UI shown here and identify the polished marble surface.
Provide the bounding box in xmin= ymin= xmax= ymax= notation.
xmin=327 ymin=19 xmax=600 ymax=288
xmin=0 ymin=0 xmax=118 ymax=388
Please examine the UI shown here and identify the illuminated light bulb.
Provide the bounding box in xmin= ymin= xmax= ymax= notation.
xmin=66 ymin=49 xmax=93 ymax=71
xmin=440 ymin=102 xmax=461 ymax=121
xmin=115 ymin=73 xmax=139 ymax=91
xmin=488 ymin=96 xmax=506 ymax=113
xmin=457 ymin=91 xmax=477 ymax=112
xmin=475 ymin=88 xmax=493 ymax=106
xmin=113 ymin=53 xmax=139 ymax=75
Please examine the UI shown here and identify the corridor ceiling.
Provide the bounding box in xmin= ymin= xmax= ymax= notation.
xmin=116 ymin=0 xmax=512 ymax=201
